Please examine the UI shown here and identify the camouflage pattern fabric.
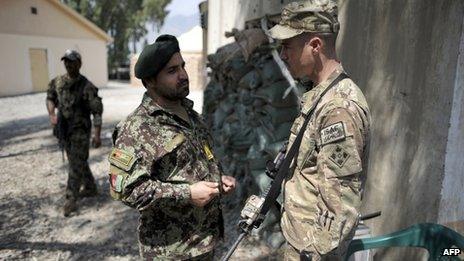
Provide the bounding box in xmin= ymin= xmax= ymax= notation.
xmin=47 ymin=74 xmax=103 ymax=128
xmin=269 ymin=0 xmax=339 ymax=40
xmin=282 ymin=65 xmax=371 ymax=261
xmin=64 ymin=129 xmax=96 ymax=199
xmin=46 ymin=74 xmax=103 ymax=199
xmin=109 ymin=93 xmax=223 ymax=260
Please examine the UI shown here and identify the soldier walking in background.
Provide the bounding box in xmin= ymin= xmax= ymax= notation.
xmin=109 ymin=35 xmax=236 ymax=260
xmin=46 ymin=50 xmax=103 ymax=217
xmin=269 ymin=1 xmax=371 ymax=260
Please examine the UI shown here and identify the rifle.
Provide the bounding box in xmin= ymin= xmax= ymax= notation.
xmin=221 ymin=144 xmax=287 ymax=261
xmin=53 ymin=111 xmax=68 ymax=168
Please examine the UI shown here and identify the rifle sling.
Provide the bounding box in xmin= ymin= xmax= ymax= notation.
xmin=256 ymin=73 xmax=348 ymax=225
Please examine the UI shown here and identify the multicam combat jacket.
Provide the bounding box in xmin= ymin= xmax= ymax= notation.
xmin=282 ymin=64 xmax=371 ymax=259
xmin=109 ymin=93 xmax=223 ymax=260
xmin=46 ymin=74 xmax=103 ymax=130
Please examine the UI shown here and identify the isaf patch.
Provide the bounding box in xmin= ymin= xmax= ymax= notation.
xmin=329 ymin=145 xmax=350 ymax=168
xmin=321 ymin=122 xmax=346 ymax=145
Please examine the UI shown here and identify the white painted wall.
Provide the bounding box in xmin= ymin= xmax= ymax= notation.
xmin=0 ymin=33 xmax=108 ymax=97
xmin=0 ymin=0 xmax=108 ymax=41
xmin=439 ymin=14 xmax=464 ymax=225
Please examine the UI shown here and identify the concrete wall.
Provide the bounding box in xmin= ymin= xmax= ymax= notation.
xmin=206 ymin=0 xmax=464 ymax=259
xmin=439 ymin=11 xmax=464 ymax=233
xmin=0 ymin=33 xmax=108 ymax=96
xmin=337 ymin=1 xmax=464 ymax=259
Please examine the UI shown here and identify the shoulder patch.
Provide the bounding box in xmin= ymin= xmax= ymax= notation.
xmin=320 ymin=122 xmax=346 ymax=145
xmin=109 ymin=148 xmax=136 ymax=171
xmin=329 ymin=144 xmax=350 ymax=168
xmin=164 ymin=133 xmax=186 ymax=153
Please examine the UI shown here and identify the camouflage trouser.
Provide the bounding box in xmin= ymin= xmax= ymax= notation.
xmin=284 ymin=243 xmax=343 ymax=261
xmin=64 ymin=129 xmax=95 ymax=200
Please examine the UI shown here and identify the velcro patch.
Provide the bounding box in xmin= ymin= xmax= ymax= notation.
xmin=109 ymin=148 xmax=136 ymax=171
xmin=320 ymin=122 xmax=346 ymax=145
xmin=165 ymin=133 xmax=185 ymax=153
xmin=329 ymin=145 xmax=350 ymax=168
xmin=110 ymin=174 xmax=124 ymax=192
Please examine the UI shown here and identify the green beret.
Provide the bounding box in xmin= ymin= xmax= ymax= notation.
xmin=135 ymin=34 xmax=180 ymax=79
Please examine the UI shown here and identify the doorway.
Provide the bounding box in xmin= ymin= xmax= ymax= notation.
xmin=29 ymin=48 xmax=49 ymax=92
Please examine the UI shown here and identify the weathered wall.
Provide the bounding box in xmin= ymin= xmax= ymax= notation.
xmin=338 ymin=0 xmax=464 ymax=259
xmin=439 ymin=13 xmax=464 ymax=233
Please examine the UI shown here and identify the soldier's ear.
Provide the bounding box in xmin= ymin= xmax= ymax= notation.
xmin=141 ymin=77 xmax=156 ymax=89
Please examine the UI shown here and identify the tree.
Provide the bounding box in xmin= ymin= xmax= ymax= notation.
xmin=61 ymin=0 xmax=172 ymax=73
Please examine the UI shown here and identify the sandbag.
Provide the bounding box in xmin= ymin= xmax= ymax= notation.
xmin=253 ymin=80 xmax=299 ymax=108
xmin=238 ymin=70 xmax=262 ymax=89
xmin=257 ymin=58 xmax=284 ymax=85
xmin=256 ymin=105 xmax=299 ymax=125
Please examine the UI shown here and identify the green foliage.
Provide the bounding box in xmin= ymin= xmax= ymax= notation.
xmin=61 ymin=0 xmax=171 ymax=72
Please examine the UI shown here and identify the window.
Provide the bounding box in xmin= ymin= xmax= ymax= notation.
xmin=31 ymin=7 xmax=37 ymax=15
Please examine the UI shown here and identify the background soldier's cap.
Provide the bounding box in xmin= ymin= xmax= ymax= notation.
xmin=61 ymin=49 xmax=81 ymax=61
xmin=135 ymin=34 xmax=180 ymax=79
xmin=269 ymin=0 xmax=339 ymax=40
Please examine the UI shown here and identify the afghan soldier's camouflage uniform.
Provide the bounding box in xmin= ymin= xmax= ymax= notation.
xmin=46 ymin=74 xmax=103 ymax=200
xmin=109 ymin=93 xmax=223 ymax=260
xmin=282 ymin=65 xmax=371 ymax=260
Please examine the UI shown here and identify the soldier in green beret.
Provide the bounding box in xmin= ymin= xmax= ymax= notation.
xmin=269 ymin=1 xmax=371 ymax=260
xmin=108 ymin=34 xmax=236 ymax=260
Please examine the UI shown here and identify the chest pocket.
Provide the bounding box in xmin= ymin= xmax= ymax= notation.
xmin=154 ymin=133 xmax=209 ymax=183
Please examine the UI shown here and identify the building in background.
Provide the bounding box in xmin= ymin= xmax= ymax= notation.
xmin=0 ymin=0 xmax=112 ymax=97
xmin=130 ymin=26 xmax=205 ymax=91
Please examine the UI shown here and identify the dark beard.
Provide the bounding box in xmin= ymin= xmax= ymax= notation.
xmin=159 ymin=80 xmax=190 ymax=101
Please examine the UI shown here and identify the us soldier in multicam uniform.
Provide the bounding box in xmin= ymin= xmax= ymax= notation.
xmin=108 ymin=35 xmax=236 ymax=260
xmin=269 ymin=1 xmax=371 ymax=260
xmin=46 ymin=50 xmax=103 ymax=217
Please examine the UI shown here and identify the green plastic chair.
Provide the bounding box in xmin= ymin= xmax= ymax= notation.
xmin=345 ymin=223 xmax=464 ymax=261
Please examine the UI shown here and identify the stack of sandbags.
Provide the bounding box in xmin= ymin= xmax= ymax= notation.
xmin=203 ymin=28 xmax=307 ymax=248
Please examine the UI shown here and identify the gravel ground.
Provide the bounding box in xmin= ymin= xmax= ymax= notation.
xmin=0 ymin=82 xmax=276 ymax=260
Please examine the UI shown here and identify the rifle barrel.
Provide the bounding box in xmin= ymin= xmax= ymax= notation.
xmin=221 ymin=232 xmax=247 ymax=261
xmin=360 ymin=211 xmax=381 ymax=221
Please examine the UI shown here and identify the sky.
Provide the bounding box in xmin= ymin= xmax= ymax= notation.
xmin=136 ymin=0 xmax=204 ymax=52
xmin=166 ymin=0 xmax=204 ymax=17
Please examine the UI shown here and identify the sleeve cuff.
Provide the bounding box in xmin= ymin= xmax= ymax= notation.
xmin=93 ymin=115 xmax=102 ymax=126
xmin=173 ymin=183 xmax=191 ymax=204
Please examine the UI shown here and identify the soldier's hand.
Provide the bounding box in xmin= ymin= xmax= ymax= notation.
xmin=221 ymin=175 xmax=236 ymax=195
xmin=49 ymin=114 xmax=58 ymax=126
xmin=189 ymin=181 xmax=220 ymax=207
xmin=92 ymin=136 xmax=101 ymax=148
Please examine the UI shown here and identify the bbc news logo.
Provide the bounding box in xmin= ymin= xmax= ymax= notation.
xmin=442 ymin=248 xmax=462 ymax=256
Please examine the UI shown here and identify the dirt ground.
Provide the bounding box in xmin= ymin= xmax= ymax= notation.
xmin=0 ymin=82 xmax=277 ymax=260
